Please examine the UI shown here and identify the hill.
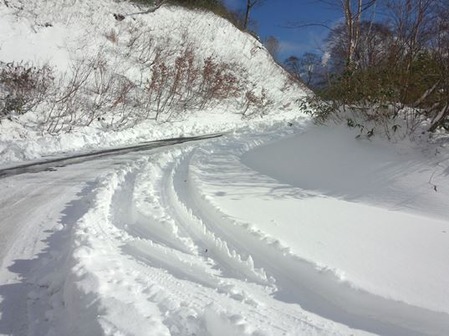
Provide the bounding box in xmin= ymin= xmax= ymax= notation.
xmin=0 ymin=0 xmax=308 ymax=164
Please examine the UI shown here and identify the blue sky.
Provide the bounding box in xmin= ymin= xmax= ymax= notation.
xmin=223 ymin=0 xmax=342 ymax=61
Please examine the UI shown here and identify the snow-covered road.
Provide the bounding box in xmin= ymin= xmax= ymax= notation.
xmin=1 ymin=125 xmax=448 ymax=336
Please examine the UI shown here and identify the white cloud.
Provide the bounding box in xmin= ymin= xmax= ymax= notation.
xmin=279 ymin=41 xmax=305 ymax=54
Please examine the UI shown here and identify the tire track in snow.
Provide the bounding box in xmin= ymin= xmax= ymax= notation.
xmin=5 ymin=126 xmax=446 ymax=335
xmin=161 ymin=149 xmax=271 ymax=285
xmin=184 ymin=132 xmax=449 ymax=336
xmin=110 ymin=149 xmax=269 ymax=286
xmin=171 ymin=146 xmax=362 ymax=333
xmin=80 ymin=171 xmax=280 ymax=334
xmin=6 ymin=130 xmax=440 ymax=336
xmin=116 ymin=144 xmax=368 ymax=334
xmin=65 ymin=145 xmax=366 ymax=335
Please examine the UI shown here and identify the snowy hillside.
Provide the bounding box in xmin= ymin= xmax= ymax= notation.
xmin=0 ymin=0 xmax=307 ymax=165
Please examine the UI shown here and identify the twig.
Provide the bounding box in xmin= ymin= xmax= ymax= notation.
xmin=428 ymin=171 xmax=438 ymax=192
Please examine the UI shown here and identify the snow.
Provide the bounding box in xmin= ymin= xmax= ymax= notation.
xmin=1 ymin=121 xmax=449 ymax=335
xmin=203 ymin=125 xmax=449 ymax=310
xmin=0 ymin=0 xmax=307 ymax=166
xmin=1 ymin=0 xmax=449 ymax=335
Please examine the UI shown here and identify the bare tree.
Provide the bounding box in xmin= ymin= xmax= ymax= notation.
xmin=244 ymin=0 xmax=264 ymax=30
xmin=286 ymin=1 xmax=378 ymax=70
xmin=300 ymin=52 xmax=322 ymax=86
xmin=325 ymin=20 xmax=393 ymax=72
xmin=297 ymin=0 xmax=449 ymax=134
xmin=385 ymin=0 xmax=435 ymax=57
xmin=337 ymin=0 xmax=378 ymax=70
xmin=283 ymin=56 xmax=302 ymax=81
xmin=264 ymin=35 xmax=279 ymax=60
xmin=383 ymin=0 xmax=437 ymax=106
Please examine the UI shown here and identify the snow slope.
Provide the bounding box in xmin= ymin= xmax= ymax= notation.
xmin=0 ymin=0 xmax=307 ymax=165
xmin=1 ymin=121 xmax=449 ymax=336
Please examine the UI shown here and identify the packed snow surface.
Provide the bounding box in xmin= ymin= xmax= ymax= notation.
xmin=1 ymin=121 xmax=449 ymax=336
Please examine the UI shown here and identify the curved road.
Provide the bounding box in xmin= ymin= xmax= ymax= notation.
xmin=0 ymin=132 xmax=448 ymax=336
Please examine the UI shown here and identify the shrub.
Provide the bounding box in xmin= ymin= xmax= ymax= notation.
xmin=144 ymin=47 xmax=241 ymax=120
xmin=311 ymin=50 xmax=449 ymax=136
xmin=0 ymin=62 xmax=53 ymax=119
xmin=241 ymin=88 xmax=274 ymax=118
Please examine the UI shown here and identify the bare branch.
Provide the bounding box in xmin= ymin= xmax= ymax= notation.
xmin=281 ymin=21 xmax=333 ymax=31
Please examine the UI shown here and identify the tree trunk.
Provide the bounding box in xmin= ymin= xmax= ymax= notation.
xmin=428 ymin=104 xmax=449 ymax=132
xmin=244 ymin=1 xmax=252 ymax=30
xmin=341 ymin=0 xmax=376 ymax=70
